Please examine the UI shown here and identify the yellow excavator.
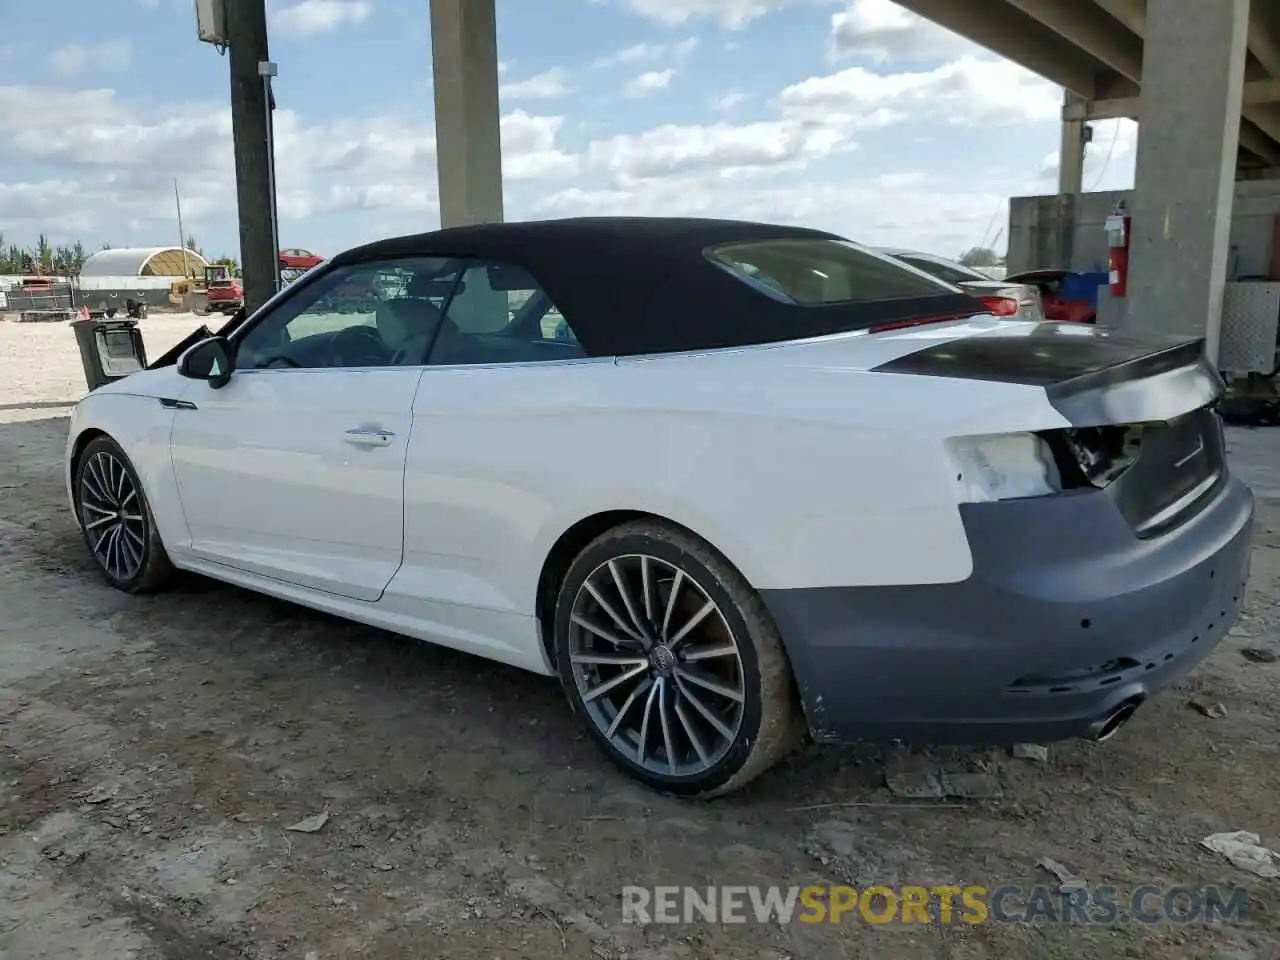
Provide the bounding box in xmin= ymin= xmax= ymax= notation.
xmin=168 ymin=262 xmax=210 ymax=312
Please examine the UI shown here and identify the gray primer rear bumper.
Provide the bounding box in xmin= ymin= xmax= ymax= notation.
xmin=760 ymin=476 xmax=1255 ymax=745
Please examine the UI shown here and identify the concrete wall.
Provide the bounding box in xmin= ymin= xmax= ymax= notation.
xmin=1007 ymin=180 xmax=1280 ymax=277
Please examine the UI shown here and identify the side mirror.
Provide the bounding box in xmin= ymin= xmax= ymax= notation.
xmin=178 ymin=336 xmax=234 ymax=389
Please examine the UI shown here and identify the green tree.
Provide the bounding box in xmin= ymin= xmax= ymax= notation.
xmin=51 ymin=242 xmax=89 ymax=275
xmin=35 ymin=234 xmax=53 ymax=272
xmin=958 ymin=246 xmax=1002 ymax=268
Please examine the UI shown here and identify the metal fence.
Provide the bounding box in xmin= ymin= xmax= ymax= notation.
xmin=2 ymin=282 xmax=75 ymax=313
xmin=1 ymin=281 xmax=179 ymax=319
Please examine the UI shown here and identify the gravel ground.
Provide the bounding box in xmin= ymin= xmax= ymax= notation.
xmin=0 ymin=314 xmax=199 ymax=411
xmin=2 ymin=318 xmax=1279 ymax=959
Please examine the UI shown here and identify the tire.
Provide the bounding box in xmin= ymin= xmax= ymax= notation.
xmin=74 ymin=435 xmax=174 ymax=594
xmin=553 ymin=520 xmax=802 ymax=798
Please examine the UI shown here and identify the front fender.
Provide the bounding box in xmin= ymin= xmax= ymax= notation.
xmin=66 ymin=392 xmax=190 ymax=553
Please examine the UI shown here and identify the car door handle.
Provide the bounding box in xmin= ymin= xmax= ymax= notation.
xmin=343 ymin=428 xmax=395 ymax=446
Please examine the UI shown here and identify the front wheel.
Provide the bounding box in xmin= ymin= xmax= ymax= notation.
xmin=554 ymin=520 xmax=802 ymax=798
xmin=74 ymin=436 xmax=174 ymax=593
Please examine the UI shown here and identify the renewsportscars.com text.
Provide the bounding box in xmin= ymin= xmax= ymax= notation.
xmin=621 ymin=884 xmax=1249 ymax=926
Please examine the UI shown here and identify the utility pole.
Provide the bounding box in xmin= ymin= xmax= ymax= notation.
xmin=223 ymin=0 xmax=276 ymax=314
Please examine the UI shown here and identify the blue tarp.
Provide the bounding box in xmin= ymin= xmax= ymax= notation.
xmin=1059 ymin=271 xmax=1109 ymax=307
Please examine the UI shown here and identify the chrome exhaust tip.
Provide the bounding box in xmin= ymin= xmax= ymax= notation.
xmin=1084 ymin=696 xmax=1145 ymax=743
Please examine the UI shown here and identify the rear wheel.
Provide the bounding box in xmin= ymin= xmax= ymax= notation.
xmin=554 ymin=520 xmax=801 ymax=797
xmin=74 ymin=436 xmax=174 ymax=593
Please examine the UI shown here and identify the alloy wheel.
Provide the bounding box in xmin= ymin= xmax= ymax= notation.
xmin=567 ymin=554 xmax=747 ymax=777
xmin=79 ymin=450 xmax=147 ymax=582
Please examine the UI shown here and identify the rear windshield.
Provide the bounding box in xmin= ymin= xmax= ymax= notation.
xmin=706 ymin=238 xmax=959 ymax=306
xmin=895 ymin=254 xmax=988 ymax=286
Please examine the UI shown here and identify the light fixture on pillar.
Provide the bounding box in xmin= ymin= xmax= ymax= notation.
xmin=258 ymin=59 xmax=282 ymax=293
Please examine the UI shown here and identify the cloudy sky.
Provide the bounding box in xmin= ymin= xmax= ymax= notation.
xmin=0 ymin=0 xmax=1138 ymax=261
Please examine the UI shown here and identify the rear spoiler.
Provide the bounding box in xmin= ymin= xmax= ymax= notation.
xmin=871 ymin=325 xmax=1223 ymax=426
xmin=1042 ymin=336 xmax=1209 ymax=400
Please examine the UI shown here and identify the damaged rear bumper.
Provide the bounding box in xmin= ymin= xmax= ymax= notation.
xmin=760 ymin=475 xmax=1254 ymax=745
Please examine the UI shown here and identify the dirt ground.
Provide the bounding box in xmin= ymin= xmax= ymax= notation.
xmin=0 ymin=315 xmax=198 ymax=410
xmin=2 ymin=339 xmax=1280 ymax=958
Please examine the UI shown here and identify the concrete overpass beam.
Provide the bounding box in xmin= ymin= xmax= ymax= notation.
xmin=430 ymin=0 xmax=504 ymax=228
xmin=890 ymin=0 xmax=1104 ymax=96
xmin=1002 ymin=0 xmax=1144 ymax=80
xmin=1124 ymin=0 xmax=1249 ymax=362
xmin=1092 ymin=0 xmax=1145 ymax=36
xmin=1248 ymin=5 xmax=1280 ymax=77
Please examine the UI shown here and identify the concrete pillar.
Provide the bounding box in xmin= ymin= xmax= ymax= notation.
xmin=1055 ymin=91 xmax=1088 ymax=270
xmin=1058 ymin=91 xmax=1086 ymax=195
xmin=1123 ymin=0 xmax=1249 ymax=362
xmin=430 ymin=0 xmax=504 ymax=228
xmin=225 ymin=0 xmax=277 ymax=314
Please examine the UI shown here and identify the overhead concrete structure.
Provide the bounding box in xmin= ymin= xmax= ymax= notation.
xmin=79 ymin=247 xmax=207 ymax=279
xmin=892 ymin=0 xmax=1280 ymax=178
xmin=895 ymin=0 xmax=1280 ymax=361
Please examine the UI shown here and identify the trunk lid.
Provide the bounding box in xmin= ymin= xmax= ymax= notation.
xmin=869 ymin=321 xmax=1228 ymax=537
xmin=958 ymin=279 xmax=1045 ymax=323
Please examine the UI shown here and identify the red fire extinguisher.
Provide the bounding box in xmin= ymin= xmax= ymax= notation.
xmin=1105 ymin=200 xmax=1131 ymax=298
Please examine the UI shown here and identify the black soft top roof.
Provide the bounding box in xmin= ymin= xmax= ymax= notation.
xmin=331 ymin=217 xmax=978 ymax=357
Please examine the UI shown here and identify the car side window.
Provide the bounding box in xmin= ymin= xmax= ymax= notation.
xmin=900 ymin=256 xmax=980 ymax=286
xmin=234 ymin=257 xmax=459 ymax=370
xmin=428 ymin=260 xmax=585 ymax=366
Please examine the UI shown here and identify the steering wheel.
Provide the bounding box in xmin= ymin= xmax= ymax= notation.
xmin=327 ymin=325 xmax=392 ymax=367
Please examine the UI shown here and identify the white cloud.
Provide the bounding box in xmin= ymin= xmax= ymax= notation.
xmin=533 ymin=175 xmax=1022 ymax=257
xmin=594 ymin=38 xmax=699 ymax=67
xmin=49 ymin=40 xmax=132 ymax=78
xmin=779 ymin=56 xmax=1062 ymax=127
xmin=0 ymin=84 xmax=578 ymax=242
xmin=586 ymin=119 xmax=848 ymax=183
xmin=595 ymin=42 xmax=664 ymax=66
xmin=714 ymin=90 xmax=752 ymax=110
xmin=272 ymin=0 xmax=372 ymax=38
xmin=624 ymin=69 xmax=677 ymax=98
xmin=671 ymin=38 xmax=700 ymax=59
xmin=560 ymin=52 xmax=1061 ymax=253
xmin=567 ymin=57 xmax=1056 ymax=194
xmin=500 ymin=67 xmax=573 ymax=101
xmin=501 ymin=112 xmax=581 ymax=179
xmin=1039 ymin=118 xmax=1138 ymax=191
xmin=625 ymin=0 xmax=813 ymax=28
xmin=828 ymin=0 xmax=978 ymax=62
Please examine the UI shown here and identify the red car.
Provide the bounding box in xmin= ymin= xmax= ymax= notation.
xmin=1005 ymin=269 xmax=1106 ymax=324
xmin=278 ymin=249 xmax=325 ymax=271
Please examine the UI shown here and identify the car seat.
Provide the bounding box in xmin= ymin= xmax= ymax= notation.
xmin=374 ymin=297 xmax=444 ymax=365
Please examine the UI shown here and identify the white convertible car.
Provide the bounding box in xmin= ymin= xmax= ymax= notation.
xmin=66 ymin=217 xmax=1254 ymax=797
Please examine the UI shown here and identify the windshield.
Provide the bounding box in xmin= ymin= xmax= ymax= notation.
xmin=895 ymin=254 xmax=988 ymax=286
xmin=706 ymin=238 xmax=961 ymax=306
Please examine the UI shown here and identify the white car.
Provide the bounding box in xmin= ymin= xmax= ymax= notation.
xmin=66 ymin=217 xmax=1254 ymax=797
xmin=873 ymin=247 xmax=1045 ymax=323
